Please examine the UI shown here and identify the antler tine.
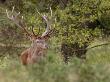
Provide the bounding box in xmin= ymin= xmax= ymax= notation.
xmin=40 ymin=7 xmax=53 ymax=37
xmin=36 ymin=9 xmax=48 ymax=22
xmin=6 ymin=9 xmax=10 ymax=18
xmin=11 ymin=6 xmax=14 ymax=14
xmin=50 ymin=7 xmax=52 ymax=17
xmin=41 ymin=16 xmax=52 ymax=37
xmin=6 ymin=6 xmax=15 ymax=20
xmin=36 ymin=8 xmax=53 ymax=37
xmin=6 ymin=9 xmax=13 ymax=20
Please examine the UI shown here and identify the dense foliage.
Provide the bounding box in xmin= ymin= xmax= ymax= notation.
xmin=0 ymin=0 xmax=110 ymax=44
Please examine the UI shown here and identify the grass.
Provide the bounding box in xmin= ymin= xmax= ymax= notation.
xmin=0 ymin=41 xmax=110 ymax=82
xmin=86 ymin=40 xmax=110 ymax=64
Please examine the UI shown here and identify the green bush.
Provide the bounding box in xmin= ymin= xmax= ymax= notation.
xmin=0 ymin=48 xmax=110 ymax=82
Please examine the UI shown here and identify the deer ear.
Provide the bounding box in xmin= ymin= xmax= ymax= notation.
xmin=41 ymin=35 xmax=50 ymax=41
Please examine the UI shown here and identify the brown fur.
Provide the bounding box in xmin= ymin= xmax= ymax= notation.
xmin=20 ymin=38 xmax=48 ymax=65
xmin=20 ymin=49 xmax=29 ymax=65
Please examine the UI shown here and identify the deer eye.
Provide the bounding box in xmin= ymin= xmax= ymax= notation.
xmin=36 ymin=40 xmax=40 ymax=43
xmin=36 ymin=40 xmax=43 ymax=43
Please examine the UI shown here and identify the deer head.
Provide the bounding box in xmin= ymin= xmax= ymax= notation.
xmin=6 ymin=7 xmax=54 ymax=65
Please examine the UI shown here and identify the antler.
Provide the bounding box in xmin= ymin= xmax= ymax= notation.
xmin=6 ymin=6 xmax=31 ymax=37
xmin=6 ymin=6 xmax=54 ymax=40
xmin=37 ymin=7 xmax=53 ymax=38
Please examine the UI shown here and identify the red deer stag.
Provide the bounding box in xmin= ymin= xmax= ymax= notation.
xmin=6 ymin=7 xmax=54 ymax=65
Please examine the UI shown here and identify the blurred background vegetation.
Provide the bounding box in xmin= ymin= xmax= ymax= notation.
xmin=0 ymin=0 xmax=110 ymax=82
